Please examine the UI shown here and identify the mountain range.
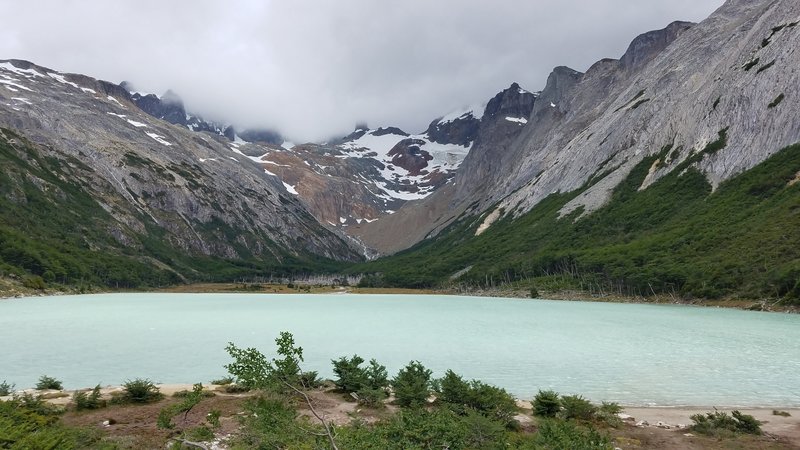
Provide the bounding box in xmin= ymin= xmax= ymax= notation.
xmin=1 ymin=0 xmax=799 ymax=302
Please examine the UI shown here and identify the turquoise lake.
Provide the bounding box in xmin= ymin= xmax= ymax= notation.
xmin=1 ymin=293 xmax=798 ymax=407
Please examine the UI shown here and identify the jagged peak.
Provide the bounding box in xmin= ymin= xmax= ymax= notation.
xmin=619 ymin=20 xmax=695 ymax=71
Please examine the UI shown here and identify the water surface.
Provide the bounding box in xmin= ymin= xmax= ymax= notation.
xmin=1 ymin=293 xmax=798 ymax=406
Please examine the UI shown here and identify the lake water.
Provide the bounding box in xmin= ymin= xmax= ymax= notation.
xmin=1 ymin=293 xmax=798 ymax=407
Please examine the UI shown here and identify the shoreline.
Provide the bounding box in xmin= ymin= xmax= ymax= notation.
xmin=4 ymin=383 xmax=798 ymax=442
xmin=3 ymin=281 xmax=797 ymax=313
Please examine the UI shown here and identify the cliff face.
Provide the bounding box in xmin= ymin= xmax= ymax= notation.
xmin=0 ymin=59 xmax=361 ymax=268
xmin=359 ymin=0 xmax=800 ymax=254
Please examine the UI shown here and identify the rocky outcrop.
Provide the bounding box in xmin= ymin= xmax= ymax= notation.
xmin=426 ymin=112 xmax=480 ymax=146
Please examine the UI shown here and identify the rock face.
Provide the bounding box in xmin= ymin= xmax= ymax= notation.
xmin=0 ymin=59 xmax=361 ymax=265
xmin=358 ymin=0 xmax=800 ymax=254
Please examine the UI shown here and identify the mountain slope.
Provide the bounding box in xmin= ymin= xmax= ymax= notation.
xmin=356 ymin=142 xmax=800 ymax=303
xmin=352 ymin=0 xmax=800 ymax=302
xmin=358 ymin=0 xmax=800 ymax=255
xmin=0 ymin=60 xmax=360 ymax=288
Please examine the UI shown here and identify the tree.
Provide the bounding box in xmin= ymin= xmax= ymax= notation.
xmin=392 ymin=361 xmax=432 ymax=408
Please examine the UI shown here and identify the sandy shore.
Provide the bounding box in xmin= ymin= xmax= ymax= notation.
xmin=623 ymin=407 xmax=800 ymax=440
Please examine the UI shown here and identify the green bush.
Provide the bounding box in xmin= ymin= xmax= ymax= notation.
xmin=533 ymin=389 xmax=561 ymax=417
xmin=561 ymin=394 xmax=596 ymax=421
xmin=690 ymin=410 xmax=762 ymax=436
xmin=35 ymin=375 xmax=63 ymax=390
xmin=332 ymin=355 xmax=368 ymax=392
xmin=72 ymin=385 xmax=105 ymax=410
xmin=392 ymin=361 xmax=432 ymax=408
xmin=534 ymin=418 xmax=612 ymax=449
xmin=22 ymin=275 xmax=46 ymax=290
xmin=0 ymin=380 xmax=14 ymax=396
xmin=120 ymin=378 xmax=163 ymax=403
xmin=211 ymin=376 xmax=234 ymax=385
xmin=435 ymin=370 xmax=518 ymax=424
xmin=0 ymin=397 xmax=104 ymax=449
xmin=224 ymin=342 xmax=272 ymax=389
xmin=299 ymin=371 xmax=322 ymax=389
xmin=224 ymin=331 xmax=306 ymax=391
xmin=331 ymin=355 xmax=389 ymax=405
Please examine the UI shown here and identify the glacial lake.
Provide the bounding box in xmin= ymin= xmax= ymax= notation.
xmin=1 ymin=293 xmax=798 ymax=407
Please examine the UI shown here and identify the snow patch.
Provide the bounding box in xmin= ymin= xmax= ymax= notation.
xmin=0 ymin=79 xmax=33 ymax=92
xmin=126 ymin=119 xmax=148 ymax=128
xmin=199 ymin=158 xmax=218 ymax=163
xmin=282 ymin=182 xmax=299 ymax=195
xmin=438 ymin=102 xmax=485 ymax=123
xmin=81 ymin=87 xmax=96 ymax=94
xmin=145 ymin=132 xmax=172 ymax=146
xmin=106 ymin=112 xmax=126 ymax=118
xmin=48 ymin=73 xmax=80 ymax=89
xmin=11 ymin=97 xmax=32 ymax=105
xmin=550 ymin=102 xmax=556 ymax=108
xmin=0 ymin=62 xmax=44 ymax=78
xmin=263 ymin=168 xmax=277 ymax=176
xmin=505 ymin=116 xmax=528 ymax=124
xmin=107 ymin=96 xmax=125 ymax=108
xmin=281 ymin=141 xmax=295 ymax=150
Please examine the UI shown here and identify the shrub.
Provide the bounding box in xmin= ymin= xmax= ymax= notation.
xmin=535 ymin=418 xmax=612 ymax=449
xmin=690 ymin=410 xmax=762 ymax=436
xmin=392 ymin=361 xmax=432 ymax=408
xmin=332 ymin=355 xmax=368 ymax=392
xmin=207 ymin=409 xmax=222 ymax=428
xmin=768 ymin=93 xmax=785 ymax=108
xmin=211 ymin=376 xmax=234 ymax=385
xmin=121 ymin=378 xmax=163 ymax=403
xmin=299 ymin=371 xmax=322 ymax=389
xmin=355 ymin=386 xmax=388 ymax=408
xmin=533 ymin=390 xmax=561 ymax=417
xmin=224 ymin=331 xmax=305 ymax=390
xmin=773 ymin=410 xmax=791 ymax=417
xmin=435 ymin=370 xmax=517 ymax=423
xmin=0 ymin=380 xmax=14 ymax=396
xmin=72 ymin=385 xmax=105 ymax=410
xmin=22 ymin=275 xmax=46 ymax=290
xmin=224 ymin=343 xmax=271 ymax=389
xmin=530 ymin=286 xmax=539 ymax=298
xmin=561 ymin=394 xmax=596 ymax=421
xmin=331 ymin=355 xmax=389 ymax=404
xmin=36 ymin=375 xmax=63 ymax=390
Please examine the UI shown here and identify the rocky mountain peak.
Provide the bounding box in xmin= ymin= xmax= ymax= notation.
xmin=484 ymin=82 xmax=537 ymax=121
xmin=619 ymin=20 xmax=695 ymax=71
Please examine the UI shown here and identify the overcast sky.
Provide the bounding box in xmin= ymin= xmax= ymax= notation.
xmin=0 ymin=0 xmax=724 ymax=142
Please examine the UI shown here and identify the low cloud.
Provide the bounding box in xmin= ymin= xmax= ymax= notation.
xmin=0 ymin=0 xmax=723 ymax=142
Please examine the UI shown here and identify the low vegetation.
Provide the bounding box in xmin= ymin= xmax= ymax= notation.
xmin=0 ymin=380 xmax=14 ymax=396
xmin=113 ymin=378 xmax=163 ymax=404
xmin=36 ymin=375 xmax=63 ymax=390
xmin=690 ymin=410 xmax=762 ymax=436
